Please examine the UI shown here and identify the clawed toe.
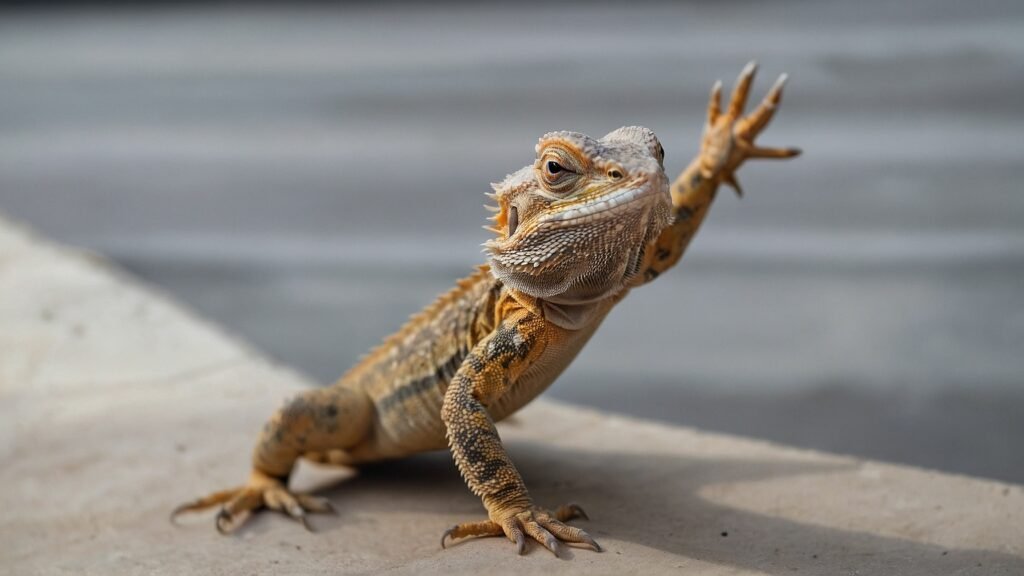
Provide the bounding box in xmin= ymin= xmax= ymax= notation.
xmin=441 ymin=520 xmax=503 ymax=549
xmin=216 ymin=507 xmax=243 ymax=534
xmin=173 ymin=480 xmax=336 ymax=534
xmin=442 ymin=504 xmax=601 ymax=555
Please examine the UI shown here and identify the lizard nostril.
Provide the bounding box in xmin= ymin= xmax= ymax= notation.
xmin=608 ymin=169 xmax=624 ymax=180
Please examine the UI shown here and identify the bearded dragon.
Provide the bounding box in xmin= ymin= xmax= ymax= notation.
xmin=174 ymin=63 xmax=800 ymax=555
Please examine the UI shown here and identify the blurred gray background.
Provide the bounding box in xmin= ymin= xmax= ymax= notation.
xmin=2 ymin=2 xmax=1022 ymax=482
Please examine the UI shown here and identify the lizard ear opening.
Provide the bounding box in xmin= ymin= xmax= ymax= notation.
xmin=507 ymin=206 xmax=519 ymax=237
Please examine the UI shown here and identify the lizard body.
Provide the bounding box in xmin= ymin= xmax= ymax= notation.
xmin=175 ymin=63 xmax=800 ymax=555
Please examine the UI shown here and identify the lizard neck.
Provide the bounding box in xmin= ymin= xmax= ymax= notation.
xmin=502 ymin=285 xmax=620 ymax=332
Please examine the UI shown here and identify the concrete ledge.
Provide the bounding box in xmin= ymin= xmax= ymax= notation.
xmin=1 ymin=214 xmax=1021 ymax=575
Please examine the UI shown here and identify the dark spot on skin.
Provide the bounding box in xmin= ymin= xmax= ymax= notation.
xmin=378 ymin=376 xmax=442 ymax=413
xmin=453 ymin=425 xmax=482 ymax=449
xmin=487 ymin=324 xmax=531 ymax=369
xmin=720 ymin=531 xmax=728 ymax=537
xmin=493 ymin=323 xmax=530 ymax=359
xmin=467 ymin=353 xmax=486 ymax=373
xmin=676 ymin=205 xmax=695 ymax=222
xmin=476 ymin=458 xmax=505 ymax=484
xmin=463 ymin=437 xmax=491 ymax=467
xmin=324 ymin=405 xmax=338 ymax=419
xmin=656 ymin=247 xmax=671 ymax=261
xmin=282 ymin=396 xmax=309 ymax=417
xmin=438 ymin=349 xmax=465 ymax=380
xmin=378 ymin=347 xmax=468 ymax=413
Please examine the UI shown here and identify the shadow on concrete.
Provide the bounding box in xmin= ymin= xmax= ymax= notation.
xmin=302 ymin=441 xmax=1023 ymax=575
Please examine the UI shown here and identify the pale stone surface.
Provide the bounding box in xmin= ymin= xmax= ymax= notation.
xmin=0 ymin=213 xmax=1021 ymax=576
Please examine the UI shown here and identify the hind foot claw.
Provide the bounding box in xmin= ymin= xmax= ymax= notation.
xmin=172 ymin=470 xmax=335 ymax=533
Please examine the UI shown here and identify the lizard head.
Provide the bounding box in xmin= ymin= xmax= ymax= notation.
xmin=484 ymin=126 xmax=672 ymax=303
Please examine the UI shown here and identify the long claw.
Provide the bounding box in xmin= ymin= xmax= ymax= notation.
xmin=170 ymin=487 xmax=241 ymax=523
xmin=524 ymin=522 xmax=560 ymax=556
xmin=501 ymin=517 xmax=528 ymax=555
xmin=296 ymin=494 xmax=337 ymax=515
xmin=727 ymin=61 xmax=758 ymax=118
xmin=537 ymin=517 xmax=602 ymax=552
xmin=707 ymin=80 xmax=723 ymax=125
xmin=747 ymin=146 xmax=801 ymax=159
xmin=723 ymin=172 xmax=744 ymax=197
xmin=580 ymin=533 xmax=603 ymax=552
xmin=439 ymin=519 xmax=504 ymax=550
xmin=441 ymin=525 xmax=457 ymax=549
xmin=740 ymin=73 xmax=789 ymax=137
xmin=545 ymin=536 xmax=560 ymax=555
xmin=215 ymin=509 xmax=234 ymax=535
xmin=170 ymin=503 xmax=192 ymax=524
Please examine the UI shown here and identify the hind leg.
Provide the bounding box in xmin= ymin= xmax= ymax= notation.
xmin=173 ymin=384 xmax=372 ymax=533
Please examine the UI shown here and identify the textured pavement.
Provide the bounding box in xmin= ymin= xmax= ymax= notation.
xmin=2 ymin=217 xmax=1023 ymax=574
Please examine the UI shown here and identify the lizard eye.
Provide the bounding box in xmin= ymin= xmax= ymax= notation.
xmin=536 ymin=145 xmax=583 ymax=194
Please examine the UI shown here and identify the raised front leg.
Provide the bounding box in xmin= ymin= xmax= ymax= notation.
xmin=632 ymin=61 xmax=801 ymax=285
xmin=172 ymin=385 xmax=372 ymax=532
xmin=440 ymin=312 xmax=601 ymax=555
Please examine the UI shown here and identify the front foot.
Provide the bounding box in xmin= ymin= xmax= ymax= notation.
xmin=442 ymin=503 xmax=601 ymax=555
xmin=171 ymin=470 xmax=335 ymax=533
xmin=701 ymin=61 xmax=801 ymax=197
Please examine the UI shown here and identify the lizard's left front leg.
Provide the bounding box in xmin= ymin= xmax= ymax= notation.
xmin=440 ymin=312 xmax=600 ymax=555
xmin=631 ymin=62 xmax=800 ymax=286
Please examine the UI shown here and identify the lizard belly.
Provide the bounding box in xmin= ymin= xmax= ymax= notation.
xmin=340 ymin=282 xmax=616 ymax=463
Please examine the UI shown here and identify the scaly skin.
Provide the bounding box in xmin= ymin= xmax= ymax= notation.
xmin=174 ymin=63 xmax=800 ymax=556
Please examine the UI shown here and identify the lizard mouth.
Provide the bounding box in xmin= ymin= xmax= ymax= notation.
xmin=544 ymin=185 xmax=661 ymax=225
